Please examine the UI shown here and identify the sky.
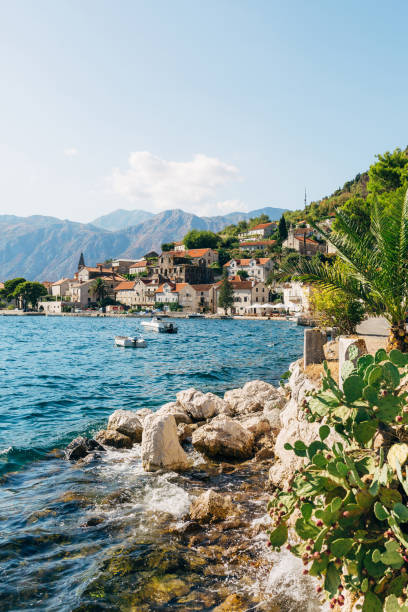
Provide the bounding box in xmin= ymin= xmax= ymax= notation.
xmin=1 ymin=0 xmax=408 ymax=223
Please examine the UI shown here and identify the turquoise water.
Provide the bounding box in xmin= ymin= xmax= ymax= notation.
xmin=0 ymin=316 xmax=304 ymax=611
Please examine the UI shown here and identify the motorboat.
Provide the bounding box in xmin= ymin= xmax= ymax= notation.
xmin=140 ymin=316 xmax=178 ymax=333
xmin=115 ymin=335 xmax=147 ymax=347
xmin=188 ymin=313 xmax=204 ymax=318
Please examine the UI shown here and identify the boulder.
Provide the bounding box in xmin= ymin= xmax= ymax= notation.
xmin=157 ymin=401 xmax=192 ymax=424
xmin=65 ymin=436 xmax=104 ymax=461
xmin=223 ymin=388 xmax=262 ymax=415
xmin=287 ymin=359 xmax=317 ymax=404
xmin=238 ymin=413 xmax=271 ymax=437
xmin=189 ymin=489 xmax=235 ymax=523
xmin=242 ymin=380 xmax=280 ymax=404
xmin=269 ymin=396 xmax=341 ymax=488
xmin=134 ymin=408 xmax=154 ymax=424
xmin=192 ymin=415 xmax=254 ymax=460
xmin=176 ymin=388 xmax=228 ymax=420
xmin=263 ymin=407 xmax=282 ymax=430
xmin=107 ymin=409 xmax=143 ymax=442
xmin=141 ymin=412 xmax=190 ymax=472
xmin=177 ymin=422 xmax=198 ymax=443
xmin=95 ymin=429 xmax=133 ymax=449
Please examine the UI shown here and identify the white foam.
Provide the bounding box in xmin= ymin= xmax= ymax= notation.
xmin=266 ymin=548 xmax=328 ymax=611
xmin=143 ymin=473 xmax=191 ymax=518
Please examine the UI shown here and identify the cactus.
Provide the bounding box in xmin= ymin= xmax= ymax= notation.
xmin=268 ymin=349 xmax=408 ymax=609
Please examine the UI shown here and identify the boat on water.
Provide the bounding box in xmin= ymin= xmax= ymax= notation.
xmin=114 ymin=336 xmax=147 ymax=347
xmin=188 ymin=313 xmax=204 ymax=318
xmin=141 ymin=316 xmax=178 ymax=333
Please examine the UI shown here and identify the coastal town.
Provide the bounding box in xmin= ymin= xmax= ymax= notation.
xmin=0 ymin=215 xmax=336 ymax=318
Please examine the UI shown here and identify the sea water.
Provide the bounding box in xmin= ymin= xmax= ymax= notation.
xmin=0 ymin=316 xmax=304 ymax=610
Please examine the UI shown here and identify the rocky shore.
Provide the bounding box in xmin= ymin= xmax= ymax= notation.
xmin=64 ymin=361 xmax=331 ymax=611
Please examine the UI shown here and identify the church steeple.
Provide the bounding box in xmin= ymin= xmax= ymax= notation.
xmin=78 ymin=252 xmax=85 ymax=270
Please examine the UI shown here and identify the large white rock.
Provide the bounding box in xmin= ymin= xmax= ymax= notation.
xmin=134 ymin=408 xmax=153 ymax=424
xmin=176 ymin=388 xmax=229 ymax=420
xmin=224 ymin=380 xmax=282 ymax=416
xmin=156 ymin=401 xmax=192 ymax=424
xmin=269 ymin=396 xmax=341 ymax=488
xmin=192 ymin=415 xmax=254 ymax=460
xmin=238 ymin=413 xmax=271 ymax=437
xmin=107 ymin=409 xmax=143 ymax=442
xmin=141 ymin=413 xmax=190 ymax=472
xmin=223 ymin=388 xmax=262 ymax=415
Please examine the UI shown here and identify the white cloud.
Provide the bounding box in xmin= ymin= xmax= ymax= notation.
xmin=109 ymin=151 xmax=241 ymax=214
xmin=64 ymin=147 xmax=78 ymax=157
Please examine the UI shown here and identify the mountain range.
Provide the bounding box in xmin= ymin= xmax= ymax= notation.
xmin=0 ymin=206 xmax=287 ymax=281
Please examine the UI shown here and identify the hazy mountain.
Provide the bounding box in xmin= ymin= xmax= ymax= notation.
xmin=91 ymin=209 xmax=154 ymax=231
xmin=0 ymin=206 xmax=287 ymax=281
xmin=90 ymin=206 xmax=287 ymax=232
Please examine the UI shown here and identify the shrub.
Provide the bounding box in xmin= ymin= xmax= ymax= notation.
xmin=267 ymin=348 xmax=408 ymax=610
xmin=310 ymin=287 xmax=365 ymax=334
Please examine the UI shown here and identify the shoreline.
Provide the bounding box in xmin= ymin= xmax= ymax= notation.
xmin=0 ymin=309 xmax=292 ymax=321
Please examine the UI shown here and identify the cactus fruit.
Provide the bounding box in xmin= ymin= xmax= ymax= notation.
xmin=268 ymin=351 xmax=408 ymax=609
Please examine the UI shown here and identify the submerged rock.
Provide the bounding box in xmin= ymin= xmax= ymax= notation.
xmin=213 ymin=593 xmax=247 ymax=611
xmin=189 ymin=489 xmax=235 ymax=523
xmin=141 ymin=412 xmax=190 ymax=472
xmin=107 ymin=409 xmax=143 ymax=442
xmin=95 ymin=429 xmax=133 ymax=449
xmin=65 ymin=436 xmax=104 ymax=461
xmin=192 ymin=415 xmax=254 ymax=460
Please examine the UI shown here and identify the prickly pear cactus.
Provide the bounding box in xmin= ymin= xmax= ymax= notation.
xmin=267 ymin=348 xmax=408 ymax=610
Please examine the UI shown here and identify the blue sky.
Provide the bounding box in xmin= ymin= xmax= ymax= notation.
xmin=1 ymin=0 xmax=407 ymax=222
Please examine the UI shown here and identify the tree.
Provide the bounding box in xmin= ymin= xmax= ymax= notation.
xmin=161 ymin=242 xmax=174 ymax=252
xmin=0 ymin=277 xmax=26 ymax=302
xmin=90 ymin=278 xmax=107 ymax=305
xmin=368 ymin=147 xmax=408 ymax=194
xmin=285 ymin=187 xmax=408 ymax=351
xmin=278 ymin=215 xmax=288 ymax=242
xmin=12 ymin=281 xmax=47 ymax=309
xmin=218 ymin=273 xmax=234 ymax=314
xmin=309 ymin=286 xmax=365 ymax=334
xmin=183 ymin=230 xmax=220 ymax=249
xmin=237 ymin=269 xmax=248 ymax=280
xmin=332 ymin=196 xmax=371 ymax=234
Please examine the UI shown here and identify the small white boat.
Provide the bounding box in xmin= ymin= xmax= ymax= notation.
xmin=115 ymin=335 xmax=147 ymax=347
xmin=140 ymin=316 xmax=178 ymax=333
xmin=188 ymin=313 xmax=204 ymax=318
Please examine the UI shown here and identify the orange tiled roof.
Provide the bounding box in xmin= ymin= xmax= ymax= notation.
xmin=129 ymin=260 xmax=147 ymax=268
xmin=251 ymin=222 xmax=276 ymax=230
xmin=114 ymin=281 xmax=136 ymax=291
xmin=295 ymin=236 xmax=319 ymax=245
xmin=186 ymin=248 xmax=215 ymax=258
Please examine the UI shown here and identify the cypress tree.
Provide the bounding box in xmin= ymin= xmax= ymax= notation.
xmin=278 ymin=215 xmax=288 ymax=242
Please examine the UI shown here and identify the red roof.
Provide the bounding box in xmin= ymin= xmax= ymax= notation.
xmin=129 ymin=260 xmax=147 ymax=268
xmin=115 ymin=281 xmax=136 ymax=291
xmin=251 ymin=222 xmax=276 ymax=230
xmin=295 ymin=236 xmax=319 ymax=245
